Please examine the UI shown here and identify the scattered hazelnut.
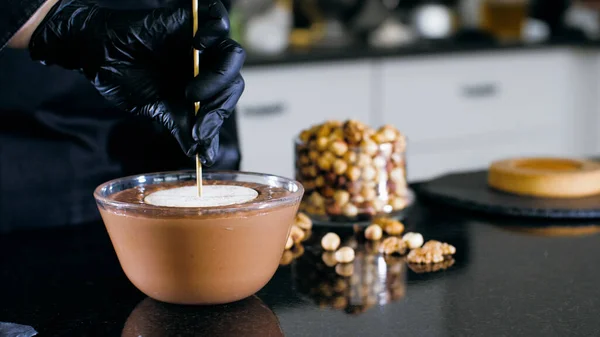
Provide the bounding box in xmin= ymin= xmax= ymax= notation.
xmin=363 ymin=204 xmax=376 ymax=217
xmin=285 ymin=236 xmax=294 ymax=250
xmin=322 ymin=187 xmax=335 ymax=198
xmin=375 ymin=168 xmax=389 ymax=182
xmin=292 ymin=244 xmax=305 ymax=259
xmin=295 ymin=212 xmax=313 ymax=230
xmin=335 ymin=263 xmax=354 ymax=277
xmin=333 ymin=159 xmax=348 ymax=175
xmin=299 ymin=130 xmax=311 ymax=143
xmin=372 ymin=199 xmax=385 ymax=212
xmin=326 ymin=204 xmax=342 ymax=215
xmin=301 ymin=165 xmax=317 ymax=178
xmin=364 ymin=224 xmax=383 ymax=241
xmin=361 ymin=166 xmax=377 ymax=181
xmin=342 ymin=203 xmax=359 ymax=217
xmin=390 ymin=167 xmax=405 ymax=183
xmin=373 ymin=156 xmax=386 ymax=168
xmin=372 ymin=132 xmax=387 ymax=144
xmin=302 ymin=180 xmax=315 ymax=191
xmin=333 ymin=190 xmax=350 ymax=206
xmin=347 ymin=182 xmax=361 ymax=195
xmin=402 ymin=232 xmax=424 ymax=249
xmin=360 ymin=139 xmax=379 ymax=156
xmin=391 ymin=197 xmax=408 ymax=210
xmin=335 ymin=247 xmax=355 ymax=264
xmin=394 ymin=137 xmax=407 ymax=152
xmin=384 ymin=221 xmax=405 ymax=236
xmin=300 ymin=166 xmax=311 ymax=178
xmin=357 ymin=153 xmax=372 ymax=167
xmin=289 ymin=225 xmax=305 ymax=243
xmin=301 ymin=230 xmax=312 ymax=242
xmin=323 ymin=151 xmax=335 ymax=162
xmin=316 ymin=137 xmax=329 ymax=151
xmin=380 ymin=126 xmax=398 ymax=142
xmin=317 ymin=125 xmax=331 ymax=138
xmin=321 ymin=232 xmax=341 ymax=251
xmin=393 ymin=183 xmax=407 ymax=196
xmin=380 ymin=237 xmax=408 ymax=255
xmin=330 ymin=140 xmax=348 ymax=157
xmin=391 ymin=153 xmax=403 ymax=164
xmin=331 ymin=127 xmax=344 ymax=140
xmin=280 ymin=250 xmax=294 ymax=265
xmin=343 ymin=151 xmax=357 ymax=164
xmin=315 ymin=175 xmax=325 ymax=187
xmin=346 ymin=166 xmax=361 ymax=181
xmin=299 ymin=155 xmax=310 ymax=166
xmin=308 ymin=192 xmax=325 ymax=208
xmin=360 ymin=186 xmax=377 ymax=201
xmin=318 ymin=156 xmax=332 ymax=171
xmin=322 ymin=252 xmax=338 ymax=267
xmin=325 ymin=172 xmax=337 ymax=184
xmin=351 ymin=195 xmax=365 ymax=204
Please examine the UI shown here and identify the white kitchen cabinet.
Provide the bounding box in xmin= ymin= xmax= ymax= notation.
xmin=379 ymin=49 xmax=586 ymax=181
xmin=237 ymin=61 xmax=373 ymax=178
xmin=380 ymin=49 xmax=571 ymax=144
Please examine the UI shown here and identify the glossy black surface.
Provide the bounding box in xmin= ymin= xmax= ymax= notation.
xmin=2 ymin=199 xmax=600 ymax=337
xmin=415 ymin=171 xmax=600 ymax=218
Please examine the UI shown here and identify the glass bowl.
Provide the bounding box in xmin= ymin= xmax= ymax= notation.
xmin=94 ymin=170 xmax=304 ymax=305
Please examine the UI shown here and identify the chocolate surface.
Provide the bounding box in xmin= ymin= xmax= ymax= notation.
xmin=104 ymin=180 xmax=293 ymax=218
xmin=110 ymin=180 xmax=290 ymax=206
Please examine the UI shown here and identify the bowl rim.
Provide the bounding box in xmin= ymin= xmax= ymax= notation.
xmin=93 ymin=170 xmax=304 ymax=215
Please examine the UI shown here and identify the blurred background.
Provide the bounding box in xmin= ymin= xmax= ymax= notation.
xmin=230 ymin=0 xmax=600 ymax=181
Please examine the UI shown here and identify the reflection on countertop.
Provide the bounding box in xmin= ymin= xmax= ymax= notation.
xmin=122 ymin=296 xmax=283 ymax=337
xmin=2 ymin=201 xmax=600 ymax=336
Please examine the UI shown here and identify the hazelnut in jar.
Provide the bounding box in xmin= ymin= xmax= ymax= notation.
xmin=295 ymin=120 xmax=411 ymax=222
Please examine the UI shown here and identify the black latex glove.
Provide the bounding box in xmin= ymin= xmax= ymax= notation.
xmin=29 ymin=0 xmax=245 ymax=166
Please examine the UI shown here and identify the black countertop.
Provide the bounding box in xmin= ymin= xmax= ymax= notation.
xmin=2 ymin=195 xmax=600 ymax=337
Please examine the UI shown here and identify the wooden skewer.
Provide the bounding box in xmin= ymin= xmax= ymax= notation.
xmin=193 ymin=0 xmax=203 ymax=197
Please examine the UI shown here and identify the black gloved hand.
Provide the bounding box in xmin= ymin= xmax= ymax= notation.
xmin=29 ymin=0 xmax=245 ymax=166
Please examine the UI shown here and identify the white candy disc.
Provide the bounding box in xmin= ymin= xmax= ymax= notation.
xmin=144 ymin=185 xmax=258 ymax=208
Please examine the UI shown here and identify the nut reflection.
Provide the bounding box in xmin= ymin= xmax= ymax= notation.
xmin=293 ymin=241 xmax=407 ymax=315
xmin=122 ymin=296 xmax=283 ymax=337
xmin=408 ymin=259 xmax=456 ymax=274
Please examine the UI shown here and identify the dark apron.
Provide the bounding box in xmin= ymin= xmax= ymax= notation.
xmin=0 ymin=23 xmax=240 ymax=232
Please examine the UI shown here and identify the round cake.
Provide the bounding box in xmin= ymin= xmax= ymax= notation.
xmin=487 ymin=157 xmax=600 ymax=198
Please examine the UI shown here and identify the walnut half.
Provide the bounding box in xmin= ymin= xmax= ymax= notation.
xmin=407 ymin=240 xmax=456 ymax=264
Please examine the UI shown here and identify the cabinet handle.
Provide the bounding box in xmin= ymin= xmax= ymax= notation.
xmin=461 ymin=83 xmax=499 ymax=98
xmin=242 ymin=103 xmax=286 ymax=116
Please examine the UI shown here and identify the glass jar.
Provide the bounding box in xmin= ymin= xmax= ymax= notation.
xmin=295 ymin=120 xmax=412 ymax=223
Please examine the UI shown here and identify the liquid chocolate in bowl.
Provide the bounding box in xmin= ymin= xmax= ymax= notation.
xmin=110 ymin=180 xmax=291 ymax=209
xmin=97 ymin=178 xmax=301 ymax=305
